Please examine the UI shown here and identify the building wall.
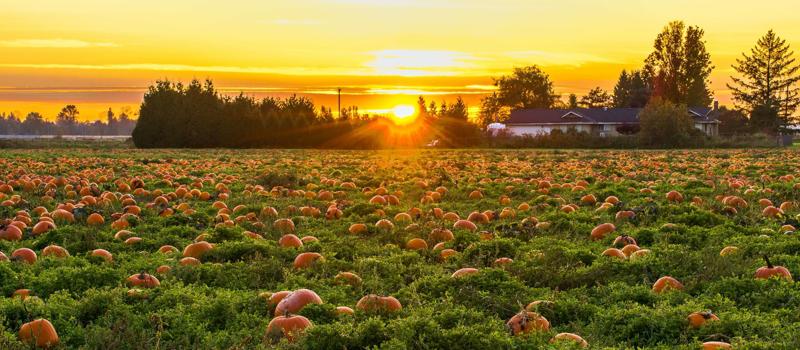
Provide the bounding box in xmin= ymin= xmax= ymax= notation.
xmin=507 ymin=124 xmax=593 ymax=136
xmin=509 ymin=122 xmax=720 ymax=137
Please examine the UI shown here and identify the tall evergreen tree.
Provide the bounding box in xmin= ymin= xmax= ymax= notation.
xmin=612 ymin=70 xmax=652 ymax=108
xmin=728 ymin=30 xmax=800 ymax=132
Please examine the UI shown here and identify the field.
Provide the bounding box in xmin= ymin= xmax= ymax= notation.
xmin=1 ymin=148 xmax=799 ymax=349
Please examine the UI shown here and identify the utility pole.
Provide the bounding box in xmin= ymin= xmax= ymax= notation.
xmin=338 ymin=88 xmax=342 ymax=118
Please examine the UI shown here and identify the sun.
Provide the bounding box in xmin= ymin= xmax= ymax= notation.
xmin=391 ymin=105 xmax=416 ymax=125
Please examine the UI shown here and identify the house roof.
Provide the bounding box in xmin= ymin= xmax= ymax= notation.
xmin=506 ymin=107 xmax=720 ymax=125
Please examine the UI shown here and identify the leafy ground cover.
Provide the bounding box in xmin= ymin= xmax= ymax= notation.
xmin=0 ymin=148 xmax=799 ymax=349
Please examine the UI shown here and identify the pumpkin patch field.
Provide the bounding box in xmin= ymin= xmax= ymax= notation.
xmin=1 ymin=148 xmax=800 ymax=349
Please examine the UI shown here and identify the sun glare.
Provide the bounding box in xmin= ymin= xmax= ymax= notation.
xmin=391 ymin=104 xmax=416 ymax=125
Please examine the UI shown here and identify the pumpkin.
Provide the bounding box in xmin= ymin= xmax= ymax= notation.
xmin=293 ymin=252 xmax=324 ymax=269
xmin=126 ymin=272 xmax=160 ymax=288
xmin=0 ymin=251 xmax=7 ymax=262
xmin=652 ymin=276 xmax=684 ymax=293
xmin=266 ymin=315 xmax=312 ymax=343
xmin=334 ymin=272 xmax=362 ymax=286
xmin=440 ymin=249 xmax=458 ymax=260
xmin=42 ymin=245 xmax=69 ymax=258
xmin=356 ymin=294 xmax=402 ymax=313
xmin=375 ymin=219 xmax=395 ymax=231
xmin=86 ymin=213 xmax=105 ymax=226
xmin=702 ymin=341 xmax=732 ymax=350
xmin=335 ymin=306 xmax=355 ymax=315
xmin=550 ymin=333 xmax=588 ymax=348
xmin=11 ymin=248 xmax=37 ymax=264
xmin=267 ymin=291 xmax=292 ymax=311
xmin=279 ymin=234 xmax=304 ymax=248
xmin=348 ymin=223 xmax=368 ymax=234
xmin=13 ymin=289 xmax=31 ymax=299
xmin=719 ymin=246 xmax=739 ymax=256
xmin=755 ymin=255 xmax=792 ymax=281
xmin=620 ymin=244 xmax=640 ymax=256
xmin=601 ymin=248 xmax=626 ymax=259
xmin=688 ymin=311 xmax=719 ymax=328
xmin=666 ymin=190 xmax=684 ymax=202
xmin=0 ymin=224 xmax=23 ymax=241
xmin=183 ymin=241 xmax=213 ymax=259
xmin=406 ymin=238 xmax=428 ymax=250
xmin=274 ymin=289 xmax=323 ymax=315
xmin=612 ymin=235 xmax=637 ymax=247
xmin=762 ymin=205 xmax=783 ymax=218
xmin=31 ymin=221 xmax=56 ymax=236
xmin=494 ymin=257 xmax=514 ymax=266
xmin=273 ymin=218 xmax=296 ymax=233
xmin=590 ymin=223 xmax=615 ymax=240
xmin=453 ymin=219 xmax=478 ymax=231
xmin=158 ymin=245 xmax=179 ymax=254
xmin=506 ymin=311 xmax=550 ymax=335
xmin=452 ymin=267 xmax=479 ymax=278
xmin=429 ymin=228 xmax=455 ymax=242
xmin=180 ymin=257 xmax=201 ymax=266
xmin=19 ymin=319 xmax=59 ymax=348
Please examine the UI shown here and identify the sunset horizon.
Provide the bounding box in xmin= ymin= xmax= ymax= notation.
xmin=3 ymin=0 xmax=800 ymax=121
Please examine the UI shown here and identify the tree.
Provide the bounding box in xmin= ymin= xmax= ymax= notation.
xmin=435 ymin=97 xmax=482 ymax=147
xmin=479 ymin=65 xmax=558 ymax=125
xmin=22 ymin=112 xmax=47 ymax=135
xmin=579 ymin=87 xmax=611 ymax=108
xmin=568 ymin=94 xmax=579 ymax=108
xmin=56 ymin=105 xmax=80 ymax=134
xmin=612 ymin=70 xmax=652 ymax=108
xmin=638 ymin=98 xmax=695 ymax=147
xmin=716 ymin=107 xmax=749 ymax=136
xmin=644 ymin=21 xmax=714 ymax=107
xmin=728 ymin=30 xmax=800 ymax=133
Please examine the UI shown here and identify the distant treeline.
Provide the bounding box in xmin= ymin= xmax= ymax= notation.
xmin=131 ymin=79 xmax=482 ymax=148
xmin=0 ymin=107 xmax=135 ymax=136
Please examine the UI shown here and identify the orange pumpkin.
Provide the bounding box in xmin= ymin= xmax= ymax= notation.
xmin=183 ymin=241 xmax=213 ymax=259
xmin=451 ymin=267 xmax=479 ymax=278
xmin=334 ymin=272 xmax=362 ymax=286
xmin=590 ymin=223 xmax=615 ymax=240
xmin=279 ymin=234 xmax=304 ymax=248
xmin=755 ymin=256 xmax=792 ymax=281
xmin=293 ymin=252 xmax=324 ymax=269
xmin=506 ymin=311 xmax=550 ymax=335
xmin=702 ymin=341 xmax=732 ymax=350
xmin=550 ymin=333 xmax=588 ymax=348
xmin=652 ymin=276 xmax=684 ymax=293
xmin=126 ymin=272 xmax=160 ymax=288
xmin=42 ymin=245 xmax=69 ymax=258
xmin=602 ymin=248 xmax=626 ymax=260
xmin=688 ymin=311 xmax=719 ymax=328
xmin=266 ymin=315 xmax=312 ymax=343
xmin=275 ymin=289 xmax=323 ymax=315
xmin=356 ymin=294 xmax=402 ymax=313
xmin=406 ymin=238 xmax=428 ymax=250
xmin=19 ymin=319 xmax=59 ymax=348
xmin=11 ymin=248 xmax=37 ymax=264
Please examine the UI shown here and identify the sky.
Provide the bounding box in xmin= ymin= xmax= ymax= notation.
xmin=1 ymin=0 xmax=799 ymax=121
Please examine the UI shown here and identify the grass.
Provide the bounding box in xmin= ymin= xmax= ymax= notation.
xmin=0 ymin=148 xmax=799 ymax=349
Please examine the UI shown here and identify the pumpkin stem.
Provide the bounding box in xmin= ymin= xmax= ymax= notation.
xmin=764 ymin=255 xmax=773 ymax=269
xmin=139 ymin=271 xmax=147 ymax=280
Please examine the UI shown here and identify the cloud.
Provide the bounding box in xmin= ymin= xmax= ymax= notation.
xmin=502 ymin=50 xmax=620 ymax=67
xmin=0 ymin=39 xmax=118 ymax=48
xmin=365 ymin=50 xmax=481 ymax=76
xmin=269 ymin=19 xmax=321 ymax=26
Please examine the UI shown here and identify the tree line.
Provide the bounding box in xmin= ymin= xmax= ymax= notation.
xmin=0 ymin=106 xmax=135 ymax=136
xmin=131 ymin=80 xmax=481 ymax=148
xmin=478 ymin=22 xmax=799 ymax=137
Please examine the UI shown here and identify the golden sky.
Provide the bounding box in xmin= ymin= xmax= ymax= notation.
xmin=1 ymin=0 xmax=799 ymax=121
